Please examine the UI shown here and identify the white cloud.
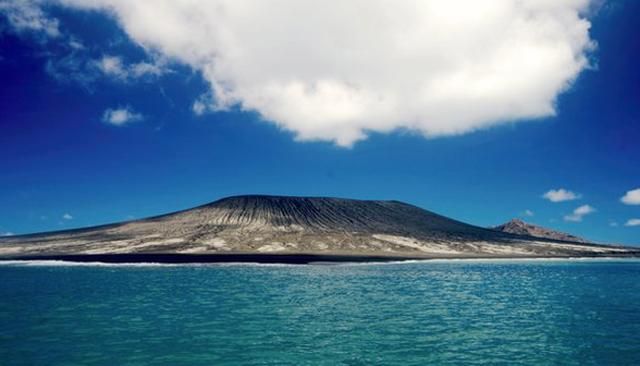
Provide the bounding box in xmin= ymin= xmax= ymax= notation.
xmin=131 ymin=61 xmax=166 ymax=77
xmin=625 ymin=219 xmax=640 ymax=227
xmin=96 ymin=55 xmax=127 ymax=79
xmin=192 ymin=99 xmax=207 ymax=116
xmin=574 ymin=205 xmax=595 ymax=215
xmin=55 ymin=0 xmax=595 ymax=146
xmin=0 ymin=1 xmax=60 ymax=38
xmin=564 ymin=204 xmax=595 ymax=222
xmin=68 ymin=38 xmax=83 ymax=50
xmin=621 ymin=188 xmax=640 ymax=205
xmin=624 ymin=219 xmax=640 ymax=226
xmin=192 ymin=94 xmax=212 ymax=116
xmin=0 ymin=2 xmax=168 ymax=86
xmin=62 ymin=213 xmax=73 ymax=220
xmin=95 ymin=55 xmax=168 ymax=81
xmin=0 ymin=231 xmax=14 ymax=237
xmin=1 ymin=2 xmax=168 ymax=83
xmin=523 ymin=209 xmax=534 ymax=217
xmin=543 ymin=188 xmax=581 ymax=202
xmin=102 ymin=106 xmax=143 ymax=126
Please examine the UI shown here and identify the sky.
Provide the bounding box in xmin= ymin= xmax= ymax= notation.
xmin=0 ymin=0 xmax=639 ymax=245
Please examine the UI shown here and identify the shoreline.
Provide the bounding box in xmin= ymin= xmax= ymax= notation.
xmin=1 ymin=252 xmax=639 ymax=265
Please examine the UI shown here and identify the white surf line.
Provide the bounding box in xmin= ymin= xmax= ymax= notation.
xmin=327 ymin=256 xmax=640 ymax=267
xmin=0 ymin=256 xmax=638 ymax=268
xmin=0 ymin=259 xmax=303 ymax=268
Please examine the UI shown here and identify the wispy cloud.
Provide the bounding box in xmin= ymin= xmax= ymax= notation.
xmin=564 ymin=205 xmax=596 ymax=222
xmin=130 ymin=61 xmax=166 ymax=78
xmin=1 ymin=3 xmax=168 ymax=89
xmin=621 ymin=188 xmax=640 ymax=205
xmin=543 ymin=189 xmax=581 ymax=203
xmin=46 ymin=50 xmax=99 ymax=89
xmin=96 ymin=55 xmax=127 ymax=79
xmin=192 ymin=98 xmax=208 ymax=116
xmin=0 ymin=1 xmax=60 ymax=39
xmin=95 ymin=55 xmax=168 ymax=81
xmin=625 ymin=219 xmax=640 ymax=227
xmin=522 ymin=209 xmax=534 ymax=217
xmin=62 ymin=213 xmax=73 ymax=220
xmin=0 ymin=231 xmax=14 ymax=237
xmin=0 ymin=3 xmax=101 ymax=89
xmin=47 ymin=53 xmax=168 ymax=89
xmin=102 ymin=107 xmax=143 ymax=126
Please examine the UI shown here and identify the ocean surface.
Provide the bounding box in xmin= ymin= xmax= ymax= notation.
xmin=1 ymin=259 xmax=640 ymax=365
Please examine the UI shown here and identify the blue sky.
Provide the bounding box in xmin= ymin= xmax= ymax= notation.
xmin=0 ymin=1 xmax=639 ymax=245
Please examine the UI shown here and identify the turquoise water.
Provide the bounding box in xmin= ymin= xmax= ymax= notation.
xmin=1 ymin=259 xmax=640 ymax=365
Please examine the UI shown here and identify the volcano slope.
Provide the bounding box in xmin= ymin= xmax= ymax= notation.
xmin=0 ymin=195 xmax=636 ymax=261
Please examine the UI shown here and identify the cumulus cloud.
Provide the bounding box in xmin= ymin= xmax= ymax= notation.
xmin=564 ymin=204 xmax=595 ymax=222
xmin=625 ymin=219 xmax=640 ymax=227
xmin=102 ymin=106 xmax=143 ymax=126
xmin=62 ymin=213 xmax=73 ymax=220
xmin=52 ymin=0 xmax=595 ymax=146
xmin=0 ymin=0 xmax=60 ymax=38
xmin=621 ymin=188 xmax=640 ymax=205
xmin=542 ymin=188 xmax=581 ymax=202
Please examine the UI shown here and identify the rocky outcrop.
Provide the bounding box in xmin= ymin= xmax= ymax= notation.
xmin=492 ymin=219 xmax=588 ymax=243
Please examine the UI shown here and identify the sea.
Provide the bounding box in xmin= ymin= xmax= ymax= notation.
xmin=1 ymin=258 xmax=639 ymax=365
